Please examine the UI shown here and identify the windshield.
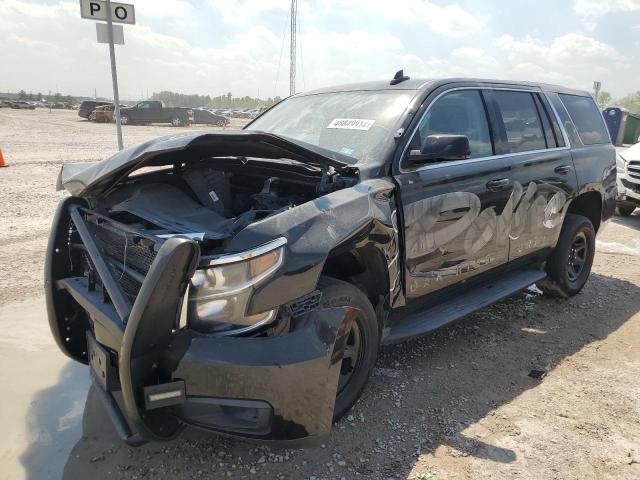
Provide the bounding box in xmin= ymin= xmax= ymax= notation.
xmin=246 ymin=91 xmax=415 ymax=163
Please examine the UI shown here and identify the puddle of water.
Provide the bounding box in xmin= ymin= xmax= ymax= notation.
xmin=0 ymin=296 xmax=90 ymax=480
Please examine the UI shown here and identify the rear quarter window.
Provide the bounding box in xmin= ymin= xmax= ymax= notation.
xmin=558 ymin=94 xmax=610 ymax=145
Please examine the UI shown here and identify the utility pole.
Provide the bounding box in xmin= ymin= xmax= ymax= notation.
xmin=289 ymin=0 xmax=297 ymax=96
xmin=105 ymin=0 xmax=124 ymax=150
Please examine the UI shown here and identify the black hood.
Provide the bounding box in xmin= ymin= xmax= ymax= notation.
xmin=58 ymin=130 xmax=356 ymax=197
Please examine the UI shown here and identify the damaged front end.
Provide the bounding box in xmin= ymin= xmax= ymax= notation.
xmin=45 ymin=131 xmax=362 ymax=445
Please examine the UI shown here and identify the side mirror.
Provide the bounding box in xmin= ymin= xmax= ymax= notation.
xmin=406 ymin=134 xmax=470 ymax=167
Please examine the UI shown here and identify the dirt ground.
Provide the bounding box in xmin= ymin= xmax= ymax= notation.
xmin=1 ymin=109 xmax=639 ymax=480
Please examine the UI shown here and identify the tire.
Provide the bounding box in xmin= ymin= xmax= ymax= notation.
xmin=615 ymin=204 xmax=636 ymax=217
xmin=170 ymin=116 xmax=183 ymax=127
xmin=314 ymin=277 xmax=379 ymax=421
xmin=120 ymin=114 xmax=129 ymax=125
xmin=537 ymin=214 xmax=596 ymax=298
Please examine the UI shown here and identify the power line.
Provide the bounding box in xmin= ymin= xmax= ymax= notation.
xmin=290 ymin=0 xmax=297 ymax=96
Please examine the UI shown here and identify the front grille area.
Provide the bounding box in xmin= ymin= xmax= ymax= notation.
xmin=629 ymin=160 xmax=640 ymax=180
xmin=79 ymin=214 xmax=159 ymax=303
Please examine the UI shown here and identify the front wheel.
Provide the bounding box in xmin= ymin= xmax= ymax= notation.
xmin=314 ymin=277 xmax=379 ymax=420
xmin=537 ymin=214 xmax=596 ymax=298
xmin=170 ymin=116 xmax=184 ymax=127
xmin=615 ymin=204 xmax=636 ymax=217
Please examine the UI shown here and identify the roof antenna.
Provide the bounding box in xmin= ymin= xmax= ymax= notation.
xmin=390 ymin=69 xmax=410 ymax=85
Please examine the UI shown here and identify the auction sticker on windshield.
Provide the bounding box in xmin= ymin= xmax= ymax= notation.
xmin=327 ymin=118 xmax=376 ymax=130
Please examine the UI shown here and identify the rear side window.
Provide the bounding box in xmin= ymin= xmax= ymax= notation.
xmin=558 ymin=94 xmax=610 ymax=145
xmin=415 ymin=90 xmax=493 ymax=159
xmin=493 ymin=91 xmax=546 ymax=153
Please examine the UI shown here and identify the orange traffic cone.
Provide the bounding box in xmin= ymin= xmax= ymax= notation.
xmin=0 ymin=149 xmax=7 ymax=167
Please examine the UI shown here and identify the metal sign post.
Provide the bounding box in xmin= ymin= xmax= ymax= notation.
xmin=80 ymin=0 xmax=135 ymax=151
xmin=105 ymin=0 xmax=123 ymax=150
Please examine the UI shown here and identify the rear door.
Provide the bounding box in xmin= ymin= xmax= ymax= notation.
xmin=394 ymin=88 xmax=515 ymax=300
xmin=486 ymin=88 xmax=577 ymax=261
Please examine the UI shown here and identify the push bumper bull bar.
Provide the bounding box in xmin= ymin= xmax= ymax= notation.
xmin=45 ymin=198 xmax=353 ymax=445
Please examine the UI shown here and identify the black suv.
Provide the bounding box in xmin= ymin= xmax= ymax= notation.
xmin=46 ymin=74 xmax=616 ymax=446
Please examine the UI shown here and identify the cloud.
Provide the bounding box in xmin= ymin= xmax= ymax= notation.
xmin=496 ymin=33 xmax=625 ymax=64
xmin=322 ymin=0 xmax=484 ymax=36
xmin=2 ymin=0 xmax=76 ymax=17
xmin=135 ymin=0 xmax=194 ymax=16
xmin=207 ymin=0 xmax=289 ymax=24
xmin=573 ymin=0 xmax=640 ymax=16
xmin=1 ymin=0 xmax=636 ymax=101
xmin=494 ymin=33 xmax=628 ymax=86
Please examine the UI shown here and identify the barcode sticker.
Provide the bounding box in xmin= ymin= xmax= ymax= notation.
xmin=327 ymin=118 xmax=376 ymax=130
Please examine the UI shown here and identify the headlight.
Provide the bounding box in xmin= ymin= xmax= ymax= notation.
xmin=617 ymin=154 xmax=628 ymax=173
xmin=187 ymin=238 xmax=286 ymax=335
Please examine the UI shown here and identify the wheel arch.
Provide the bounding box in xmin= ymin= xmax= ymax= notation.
xmin=567 ymin=190 xmax=603 ymax=232
xmin=321 ymin=239 xmax=391 ymax=321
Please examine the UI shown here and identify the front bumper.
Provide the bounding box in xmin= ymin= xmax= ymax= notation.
xmin=45 ymin=198 xmax=352 ymax=445
xmin=616 ymin=175 xmax=640 ymax=205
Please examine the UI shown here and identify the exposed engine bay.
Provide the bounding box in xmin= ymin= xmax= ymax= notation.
xmin=94 ymin=157 xmax=355 ymax=252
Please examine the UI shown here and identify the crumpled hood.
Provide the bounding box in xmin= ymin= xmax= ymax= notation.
xmin=58 ymin=130 xmax=355 ymax=197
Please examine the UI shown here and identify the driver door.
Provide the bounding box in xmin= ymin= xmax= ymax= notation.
xmin=395 ymin=88 xmax=515 ymax=299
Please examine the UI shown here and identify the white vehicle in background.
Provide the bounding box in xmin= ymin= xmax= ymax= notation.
xmin=616 ymin=143 xmax=640 ymax=216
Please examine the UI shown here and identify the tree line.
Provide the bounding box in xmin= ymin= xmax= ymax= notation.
xmin=16 ymin=90 xmax=75 ymax=104
xmin=596 ymin=91 xmax=640 ymax=113
xmin=149 ymin=91 xmax=283 ymax=109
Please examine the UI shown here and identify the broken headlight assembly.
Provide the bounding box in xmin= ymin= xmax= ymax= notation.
xmin=187 ymin=238 xmax=287 ymax=335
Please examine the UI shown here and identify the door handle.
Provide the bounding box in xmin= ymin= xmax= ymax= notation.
xmin=554 ymin=165 xmax=573 ymax=175
xmin=486 ymin=178 xmax=511 ymax=192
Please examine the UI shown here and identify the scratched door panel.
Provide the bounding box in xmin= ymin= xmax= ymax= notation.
xmin=507 ymin=150 xmax=577 ymax=260
xmin=486 ymin=89 xmax=578 ymax=261
xmin=397 ymin=157 xmax=514 ymax=299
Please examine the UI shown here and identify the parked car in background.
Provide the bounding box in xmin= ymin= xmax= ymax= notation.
xmin=615 ymin=142 xmax=640 ymax=216
xmin=47 ymin=75 xmax=615 ymax=446
xmin=10 ymin=101 xmax=36 ymax=109
xmin=90 ymin=104 xmax=115 ymax=123
xmin=193 ymin=108 xmax=230 ymax=126
xmin=0 ymin=99 xmax=11 ymax=108
xmin=119 ymin=101 xmax=194 ymax=126
xmin=79 ymin=100 xmax=111 ymax=119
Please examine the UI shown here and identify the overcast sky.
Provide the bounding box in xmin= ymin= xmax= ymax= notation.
xmin=2 ymin=0 xmax=639 ymax=100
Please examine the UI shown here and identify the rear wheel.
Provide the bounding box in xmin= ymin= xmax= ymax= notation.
xmin=120 ymin=114 xmax=129 ymax=125
xmin=537 ymin=214 xmax=595 ymax=298
xmin=315 ymin=277 xmax=379 ymax=420
xmin=615 ymin=204 xmax=636 ymax=216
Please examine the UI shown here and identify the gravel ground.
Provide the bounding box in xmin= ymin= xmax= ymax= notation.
xmin=1 ymin=109 xmax=639 ymax=480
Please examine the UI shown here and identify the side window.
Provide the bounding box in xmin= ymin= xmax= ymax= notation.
xmin=414 ymin=90 xmax=493 ymax=159
xmin=558 ymin=94 xmax=610 ymax=145
xmin=140 ymin=102 xmax=151 ymax=109
xmin=493 ymin=91 xmax=546 ymax=153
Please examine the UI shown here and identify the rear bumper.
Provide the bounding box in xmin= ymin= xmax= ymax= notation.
xmin=45 ymin=198 xmax=350 ymax=445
